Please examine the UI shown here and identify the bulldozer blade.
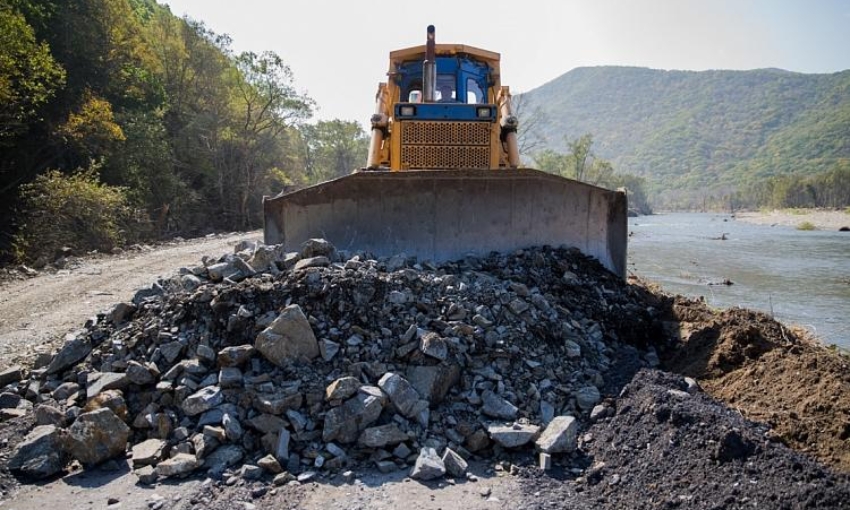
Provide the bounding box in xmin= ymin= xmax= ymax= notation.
xmin=263 ymin=168 xmax=628 ymax=278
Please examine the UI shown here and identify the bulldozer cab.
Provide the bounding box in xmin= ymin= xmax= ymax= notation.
xmin=366 ymin=27 xmax=521 ymax=171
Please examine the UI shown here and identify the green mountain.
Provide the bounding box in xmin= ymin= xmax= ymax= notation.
xmin=521 ymin=66 xmax=850 ymax=207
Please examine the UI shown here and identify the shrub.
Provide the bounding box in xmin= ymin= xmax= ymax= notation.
xmin=796 ymin=221 xmax=816 ymax=231
xmin=13 ymin=167 xmax=140 ymax=263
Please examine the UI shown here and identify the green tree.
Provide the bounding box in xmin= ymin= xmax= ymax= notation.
xmin=299 ymin=120 xmax=369 ymax=184
xmin=13 ymin=166 xmax=141 ymax=263
xmin=0 ymin=6 xmax=65 ymax=145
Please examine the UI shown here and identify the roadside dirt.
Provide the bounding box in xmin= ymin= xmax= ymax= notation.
xmin=0 ymin=232 xmax=262 ymax=368
xmin=1 ymin=234 xmax=849 ymax=509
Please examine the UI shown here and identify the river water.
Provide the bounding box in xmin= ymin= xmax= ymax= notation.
xmin=627 ymin=212 xmax=850 ymax=349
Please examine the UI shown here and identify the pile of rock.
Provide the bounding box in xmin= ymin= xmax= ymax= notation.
xmin=2 ymin=239 xmax=661 ymax=485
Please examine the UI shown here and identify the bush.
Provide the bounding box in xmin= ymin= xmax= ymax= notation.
xmin=13 ymin=167 xmax=143 ymax=263
xmin=796 ymin=221 xmax=816 ymax=231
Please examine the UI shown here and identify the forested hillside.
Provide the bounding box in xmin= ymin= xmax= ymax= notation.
xmin=521 ymin=66 xmax=850 ymax=209
xmin=0 ymin=0 xmax=367 ymax=264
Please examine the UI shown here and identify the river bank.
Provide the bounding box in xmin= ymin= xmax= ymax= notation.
xmin=735 ymin=208 xmax=850 ymax=231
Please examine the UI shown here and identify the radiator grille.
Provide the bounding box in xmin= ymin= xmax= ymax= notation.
xmin=400 ymin=121 xmax=491 ymax=169
xmin=402 ymin=121 xmax=490 ymax=146
xmin=401 ymin=145 xmax=490 ymax=169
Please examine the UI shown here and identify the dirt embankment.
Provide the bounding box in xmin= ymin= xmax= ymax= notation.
xmin=660 ymin=296 xmax=850 ymax=472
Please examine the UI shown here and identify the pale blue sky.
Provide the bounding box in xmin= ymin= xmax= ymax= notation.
xmin=159 ymin=0 xmax=850 ymax=124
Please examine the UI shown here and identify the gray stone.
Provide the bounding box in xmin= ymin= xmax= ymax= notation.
xmin=52 ymin=381 xmax=80 ymax=401
xmin=254 ymin=392 xmax=303 ymax=415
xmin=481 ymin=390 xmax=518 ymax=420
xmin=8 ymin=425 xmax=68 ymax=479
xmin=575 ymin=386 xmax=601 ymax=411
xmin=357 ymin=424 xmax=409 ymax=448
xmin=207 ymin=261 xmax=241 ymax=282
xmin=46 ymin=334 xmax=92 ymax=374
xmin=132 ymin=439 xmax=166 ymax=467
xmin=487 ymin=423 xmax=541 ymax=449
xmin=160 ymin=341 xmax=184 ymax=364
xmin=249 ymin=245 xmax=281 ymax=272
xmin=276 ymin=429 xmax=290 ymax=462
xmin=300 ymin=238 xmax=335 ymax=258
xmin=34 ymin=404 xmax=64 ymax=426
xmin=196 ymin=345 xmax=217 ymax=364
xmin=217 ymin=345 xmax=255 ymax=367
xmin=135 ymin=465 xmax=157 ymax=485
xmin=0 ymin=365 xmax=23 ymax=387
xmin=182 ymin=386 xmax=223 ymax=416
xmin=419 ymin=332 xmax=448 ymax=361
xmin=590 ymin=405 xmax=607 ymax=421
xmin=441 ymin=447 xmax=468 ymax=477
xmin=392 ymin=442 xmax=412 ymax=459
xmin=406 ymin=364 xmax=460 ymax=404
xmin=376 ymin=460 xmax=399 ymax=473
xmin=156 ymin=453 xmax=200 ymax=477
xmin=535 ymin=415 xmax=578 ymax=453
xmin=258 ymin=454 xmax=283 ymax=474
xmin=66 ymin=408 xmax=130 ymax=467
xmin=255 ymin=305 xmax=319 ymax=365
xmin=203 ymin=444 xmax=244 ymax=473
xmin=108 ymin=302 xmax=136 ymax=325
xmin=0 ymin=391 xmax=22 ymax=409
xmin=126 ymin=361 xmax=155 ymax=385
xmin=294 ymin=256 xmax=330 ymax=271
xmin=319 ymin=339 xmax=340 ymax=361
xmin=273 ymin=472 xmax=296 ymax=486
xmin=222 ymin=413 xmax=243 ymax=441
xmin=378 ymin=372 xmax=423 ymax=418
xmin=241 ymin=464 xmax=263 ymax=480
xmin=540 ymin=400 xmax=555 ymax=425
xmin=248 ymin=414 xmax=287 ymax=435
xmin=218 ymin=367 xmax=242 ymax=388
xmin=564 ymin=340 xmax=582 ymax=358
xmin=325 ymin=376 xmax=361 ymax=401
xmin=86 ymin=372 xmax=128 ymax=399
xmin=409 ymin=447 xmax=445 ymax=481
xmin=322 ymin=390 xmax=384 ymax=443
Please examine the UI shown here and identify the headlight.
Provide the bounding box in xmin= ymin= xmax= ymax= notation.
xmin=476 ymin=106 xmax=492 ymax=118
xmin=399 ymin=105 xmax=416 ymax=117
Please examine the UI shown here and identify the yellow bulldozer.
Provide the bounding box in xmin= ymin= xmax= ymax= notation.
xmin=264 ymin=26 xmax=627 ymax=277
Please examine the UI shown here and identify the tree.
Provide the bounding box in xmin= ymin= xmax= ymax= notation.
xmin=299 ymin=120 xmax=369 ymax=184
xmin=511 ymin=93 xmax=547 ymax=158
xmin=566 ymin=133 xmax=594 ymax=181
xmin=0 ymin=6 xmax=65 ymax=145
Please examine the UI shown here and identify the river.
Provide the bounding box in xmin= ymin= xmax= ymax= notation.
xmin=627 ymin=212 xmax=850 ymax=349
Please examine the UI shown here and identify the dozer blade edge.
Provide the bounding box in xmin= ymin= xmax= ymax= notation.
xmin=263 ymin=168 xmax=627 ymax=279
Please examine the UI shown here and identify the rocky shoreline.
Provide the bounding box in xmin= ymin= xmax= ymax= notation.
xmin=734 ymin=208 xmax=850 ymax=231
xmin=1 ymin=238 xmax=849 ymax=508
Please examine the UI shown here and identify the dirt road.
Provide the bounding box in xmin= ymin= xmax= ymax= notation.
xmin=0 ymin=232 xmax=261 ymax=368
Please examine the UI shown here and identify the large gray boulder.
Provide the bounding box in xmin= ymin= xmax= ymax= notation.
xmin=406 ymin=364 xmax=461 ymax=404
xmin=65 ymin=408 xmax=130 ymax=467
xmin=487 ymin=423 xmax=541 ymax=449
xmin=157 ymin=452 xmax=201 ymax=477
xmin=481 ymin=390 xmax=519 ymax=420
xmin=255 ymin=305 xmax=319 ymax=365
xmin=378 ymin=372 xmax=426 ymax=419
xmin=8 ymin=425 xmax=68 ymax=479
xmin=182 ymin=386 xmax=223 ymax=416
xmin=357 ymin=424 xmax=409 ymax=448
xmin=410 ymin=447 xmax=445 ymax=481
xmin=46 ymin=334 xmax=91 ymax=374
xmin=322 ymin=387 xmax=385 ymax=443
xmin=535 ymin=415 xmax=578 ymax=453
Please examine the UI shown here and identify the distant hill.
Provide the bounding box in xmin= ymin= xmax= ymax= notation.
xmin=520 ymin=66 xmax=850 ymax=207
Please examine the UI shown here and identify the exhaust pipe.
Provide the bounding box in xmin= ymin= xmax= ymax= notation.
xmin=423 ymin=25 xmax=436 ymax=102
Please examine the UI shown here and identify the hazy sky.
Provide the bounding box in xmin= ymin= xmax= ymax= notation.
xmin=159 ymin=0 xmax=850 ymax=124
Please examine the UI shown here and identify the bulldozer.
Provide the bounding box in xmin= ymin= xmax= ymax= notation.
xmin=263 ymin=26 xmax=627 ymax=277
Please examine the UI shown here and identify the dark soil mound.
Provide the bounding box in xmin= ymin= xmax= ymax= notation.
xmin=519 ymin=370 xmax=850 ymax=510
